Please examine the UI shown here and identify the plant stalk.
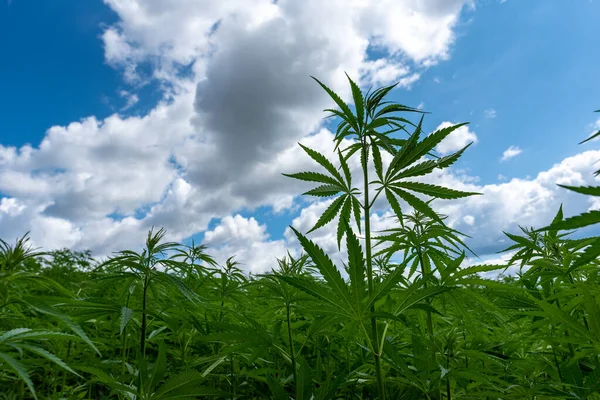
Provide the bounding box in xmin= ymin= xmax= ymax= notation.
xmin=286 ymin=302 xmax=298 ymax=393
xmin=140 ymin=276 xmax=149 ymax=357
xmin=362 ymin=138 xmax=385 ymax=399
xmin=138 ymin=275 xmax=150 ymax=397
xmin=416 ymin=247 xmax=434 ymax=341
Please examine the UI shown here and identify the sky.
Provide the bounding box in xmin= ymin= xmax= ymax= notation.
xmin=1 ymin=0 xmax=600 ymax=273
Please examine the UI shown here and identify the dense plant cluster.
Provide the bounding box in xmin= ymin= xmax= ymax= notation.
xmin=1 ymin=78 xmax=599 ymax=399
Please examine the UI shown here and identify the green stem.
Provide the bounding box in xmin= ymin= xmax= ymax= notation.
xmin=140 ymin=276 xmax=149 ymax=357
xmin=231 ymin=353 xmax=235 ymax=400
xmin=362 ymin=139 xmax=385 ymax=399
xmin=181 ymin=332 xmax=186 ymax=365
xmin=286 ymin=302 xmax=298 ymax=393
xmin=445 ymin=343 xmax=451 ymax=400
xmin=554 ymin=296 xmax=576 ymax=358
xmin=139 ymin=275 xmax=149 ymax=395
xmin=61 ymin=340 xmax=72 ymax=393
xmin=567 ymin=272 xmax=591 ymax=331
xmin=416 ymin=244 xmax=441 ymax=399
xmin=551 ymin=343 xmax=564 ymax=384
xmin=327 ymin=336 xmax=332 ymax=381
xmin=121 ymin=290 xmax=132 ymax=381
xmin=416 ymin=247 xmax=434 ymax=340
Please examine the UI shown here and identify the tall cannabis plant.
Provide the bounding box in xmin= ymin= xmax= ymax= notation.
xmin=282 ymin=74 xmax=479 ymax=398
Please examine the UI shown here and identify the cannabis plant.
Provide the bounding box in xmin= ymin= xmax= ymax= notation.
xmin=281 ymin=74 xmax=479 ymax=398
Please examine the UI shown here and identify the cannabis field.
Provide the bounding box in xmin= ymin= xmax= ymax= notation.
xmin=2 ymin=77 xmax=600 ymax=399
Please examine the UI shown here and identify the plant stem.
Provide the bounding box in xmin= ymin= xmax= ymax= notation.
xmin=445 ymin=342 xmax=451 ymax=400
xmin=231 ymin=353 xmax=235 ymax=400
xmin=416 ymin=247 xmax=434 ymax=340
xmin=554 ymin=297 xmax=575 ymax=358
xmin=286 ymin=302 xmax=298 ymax=393
xmin=121 ymin=290 xmax=132 ymax=381
xmin=138 ymin=274 xmax=149 ymax=395
xmin=215 ymin=281 xmax=227 ymax=355
xmin=362 ymin=139 xmax=385 ymax=399
xmin=61 ymin=340 xmax=72 ymax=394
xmin=416 ymin=244 xmax=442 ymax=398
xmin=567 ymin=272 xmax=591 ymax=331
xmin=140 ymin=276 xmax=149 ymax=357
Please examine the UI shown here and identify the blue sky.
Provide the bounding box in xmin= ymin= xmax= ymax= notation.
xmin=2 ymin=1 xmax=118 ymax=145
xmin=1 ymin=0 xmax=600 ymax=271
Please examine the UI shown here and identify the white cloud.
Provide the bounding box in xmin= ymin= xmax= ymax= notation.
xmin=119 ymin=90 xmax=139 ymax=111
xmin=437 ymin=150 xmax=600 ymax=255
xmin=434 ymin=121 xmax=478 ymax=155
xmin=358 ymin=0 xmax=474 ymax=65
xmin=204 ymin=215 xmax=268 ymax=246
xmin=484 ymin=108 xmax=496 ymax=118
xmin=588 ymin=197 xmax=600 ymax=211
xmin=203 ymin=215 xmax=289 ymax=274
xmin=0 ymin=92 xmax=195 ymax=221
xmin=0 ymin=197 xmax=25 ymax=217
xmin=360 ymin=58 xmax=420 ymax=87
xmin=101 ymin=0 xmax=472 ymax=86
xmin=500 ymin=145 xmax=522 ymax=161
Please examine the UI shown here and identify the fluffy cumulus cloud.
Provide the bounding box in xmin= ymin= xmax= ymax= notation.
xmin=3 ymin=0 xmax=598 ymax=274
xmin=0 ymin=197 xmax=25 ymax=217
xmin=434 ymin=121 xmax=478 ymax=155
xmin=203 ymin=215 xmax=289 ymax=274
xmin=101 ymin=0 xmax=473 ymax=82
xmin=0 ymin=89 xmax=199 ymax=255
xmin=500 ymin=145 xmax=522 ymax=161
xmin=437 ymin=150 xmax=600 ymax=255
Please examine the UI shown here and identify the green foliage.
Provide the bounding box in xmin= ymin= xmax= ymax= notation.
xmin=284 ymin=73 xmax=479 ymax=398
xmin=0 ymin=85 xmax=598 ymax=400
